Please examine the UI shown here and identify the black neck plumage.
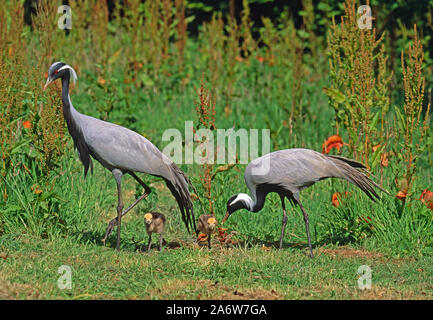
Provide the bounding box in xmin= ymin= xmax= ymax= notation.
xmin=251 ymin=190 xmax=266 ymax=212
xmin=60 ymin=74 xmax=92 ymax=176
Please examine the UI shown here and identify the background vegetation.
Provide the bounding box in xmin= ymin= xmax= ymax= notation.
xmin=0 ymin=0 xmax=432 ymax=299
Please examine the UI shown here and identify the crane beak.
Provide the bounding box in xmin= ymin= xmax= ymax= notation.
xmin=221 ymin=211 xmax=230 ymax=224
xmin=43 ymin=78 xmax=52 ymax=91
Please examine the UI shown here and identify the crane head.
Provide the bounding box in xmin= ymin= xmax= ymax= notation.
xmin=222 ymin=193 xmax=251 ymax=224
xmin=44 ymin=62 xmax=77 ymax=90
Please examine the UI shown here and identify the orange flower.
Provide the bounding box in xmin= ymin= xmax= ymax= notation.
xmin=396 ymin=191 xmax=407 ymax=200
xmin=372 ymin=144 xmax=389 ymax=167
xmin=418 ymin=189 xmax=433 ymax=210
xmin=256 ymin=55 xmax=265 ymax=63
xmin=380 ymin=153 xmax=389 ymax=167
xmin=332 ymin=191 xmax=350 ymax=207
xmin=332 ymin=192 xmax=341 ymax=207
xmin=235 ymin=56 xmax=244 ymax=63
xmin=23 ymin=120 xmax=31 ymax=129
xmin=322 ymin=135 xmax=346 ymax=154
xmin=31 ymin=184 xmax=42 ymax=195
xmin=97 ymin=76 xmax=106 ymax=85
xmin=44 ymin=72 xmax=48 ymax=79
xmin=372 ymin=144 xmax=381 ymax=153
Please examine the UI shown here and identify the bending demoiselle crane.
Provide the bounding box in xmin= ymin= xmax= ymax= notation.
xmin=44 ymin=62 xmax=196 ymax=250
xmin=222 ymin=148 xmax=388 ymax=257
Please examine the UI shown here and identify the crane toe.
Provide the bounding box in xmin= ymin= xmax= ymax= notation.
xmin=102 ymin=217 xmax=118 ymax=244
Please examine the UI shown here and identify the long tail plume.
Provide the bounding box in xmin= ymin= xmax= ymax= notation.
xmin=163 ymin=163 xmax=197 ymax=234
xmin=327 ymin=155 xmax=390 ymax=201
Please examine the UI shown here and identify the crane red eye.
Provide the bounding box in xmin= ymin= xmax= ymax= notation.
xmin=54 ymin=69 xmax=59 ymax=75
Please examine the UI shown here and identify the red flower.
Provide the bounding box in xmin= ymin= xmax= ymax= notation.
xmin=322 ymin=135 xmax=346 ymax=154
xmin=256 ymin=55 xmax=265 ymax=63
xmin=97 ymin=76 xmax=106 ymax=85
xmin=418 ymin=189 xmax=433 ymax=210
xmin=358 ymin=216 xmax=373 ymax=229
xmin=235 ymin=56 xmax=244 ymax=63
xmin=359 ymin=216 xmax=372 ymax=223
xmin=23 ymin=120 xmax=31 ymax=129
xmin=381 ymin=153 xmax=389 ymax=167
xmin=332 ymin=192 xmax=341 ymax=207
xmin=332 ymin=191 xmax=350 ymax=207
xmin=396 ymin=191 xmax=407 ymax=200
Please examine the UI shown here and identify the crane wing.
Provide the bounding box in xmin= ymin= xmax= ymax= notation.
xmin=75 ymin=112 xmax=197 ymax=232
xmin=245 ymin=149 xmax=333 ymax=193
xmin=245 ymin=148 xmax=387 ymax=200
xmin=76 ymin=113 xmax=169 ymax=176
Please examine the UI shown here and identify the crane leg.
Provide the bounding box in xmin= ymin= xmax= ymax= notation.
xmin=105 ymin=169 xmax=123 ymax=251
xmin=297 ymin=201 xmax=314 ymax=258
xmin=279 ymin=195 xmax=288 ymax=249
xmin=208 ymin=234 xmax=211 ymax=249
xmin=102 ymin=172 xmax=152 ymax=247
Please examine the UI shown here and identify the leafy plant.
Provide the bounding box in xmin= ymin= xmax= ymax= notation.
xmin=392 ymin=25 xmax=431 ymax=204
xmin=325 ymin=0 xmax=392 ymax=168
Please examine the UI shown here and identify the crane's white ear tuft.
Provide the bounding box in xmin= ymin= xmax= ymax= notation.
xmin=58 ymin=65 xmax=78 ymax=84
xmin=229 ymin=193 xmax=253 ymax=210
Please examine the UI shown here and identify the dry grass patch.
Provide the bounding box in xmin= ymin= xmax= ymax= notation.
xmin=0 ymin=272 xmax=47 ymax=299
xmin=148 ymin=278 xmax=282 ymax=300
xmin=317 ymin=246 xmax=383 ymax=259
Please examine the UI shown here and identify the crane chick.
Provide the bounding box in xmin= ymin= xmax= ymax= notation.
xmin=196 ymin=214 xmax=218 ymax=249
xmin=144 ymin=212 xmax=166 ymax=252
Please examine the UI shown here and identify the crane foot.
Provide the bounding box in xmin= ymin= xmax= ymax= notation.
xmin=102 ymin=217 xmax=118 ymax=245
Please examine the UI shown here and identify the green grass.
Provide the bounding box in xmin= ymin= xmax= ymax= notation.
xmin=1 ymin=20 xmax=432 ymax=300
xmin=1 ymin=232 xmax=433 ymax=299
xmin=1 ymin=153 xmax=432 ymax=299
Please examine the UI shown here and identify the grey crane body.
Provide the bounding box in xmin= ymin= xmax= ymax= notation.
xmin=74 ymin=110 xmax=175 ymax=176
xmin=45 ymin=62 xmax=196 ymax=250
xmin=223 ymin=148 xmax=388 ymax=257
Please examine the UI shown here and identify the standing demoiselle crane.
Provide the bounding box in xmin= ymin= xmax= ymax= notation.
xmin=43 ymin=62 xmax=196 ymax=250
xmin=221 ymin=148 xmax=388 ymax=257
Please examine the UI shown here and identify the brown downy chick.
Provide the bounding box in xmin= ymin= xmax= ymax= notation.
xmin=197 ymin=214 xmax=218 ymax=249
xmin=144 ymin=212 xmax=166 ymax=252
